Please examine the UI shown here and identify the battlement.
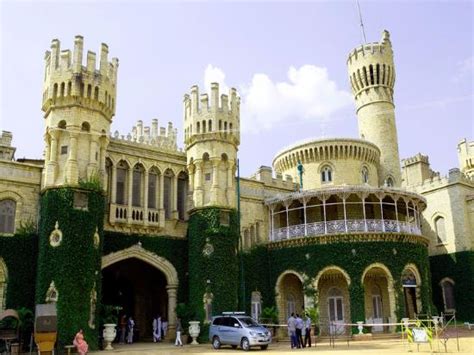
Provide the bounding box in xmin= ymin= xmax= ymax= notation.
xmin=248 ymin=166 xmax=296 ymax=190
xmin=407 ymin=168 xmax=474 ymax=192
xmin=183 ymin=83 xmax=240 ymax=147
xmin=42 ymin=36 xmax=119 ymax=120
xmin=347 ymin=30 xmax=395 ymax=104
xmin=402 ymin=153 xmax=430 ymax=166
xmin=111 ymin=119 xmax=179 ymax=152
xmin=0 ymin=131 xmax=16 ymax=161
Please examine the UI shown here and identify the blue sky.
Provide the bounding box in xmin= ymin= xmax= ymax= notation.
xmin=1 ymin=0 xmax=472 ymax=177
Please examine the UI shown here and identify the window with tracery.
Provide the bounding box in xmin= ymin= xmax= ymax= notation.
xmin=0 ymin=200 xmax=16 ymax=234
xmin=321 ymin=166 xmax=332 ymax=183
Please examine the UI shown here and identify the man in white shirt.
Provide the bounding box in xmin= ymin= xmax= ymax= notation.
xmin=287 ymin=313 xmax=297 ymax=349
xmin=152 ymin=315 xmax=162 ymax=342
xmin=295 ymin=314 xmax=304 ymax=348
xmin=304 ymin=314 xmax=312 ymax=347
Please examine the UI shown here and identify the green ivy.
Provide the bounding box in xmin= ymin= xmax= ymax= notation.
xmin=429 ymin=251 xmax=474 ymax=321
xmin=187 ymin=208 xmax=239 ymax=327
xmin=242 ymin=241 xmax=432 ymax=324
xmin=0 ymin=234 xmax=38 ymax=310
xmin=36 ymin=188 xmax=105 ymax=350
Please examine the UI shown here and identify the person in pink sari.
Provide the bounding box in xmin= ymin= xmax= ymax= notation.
xmin=73 ymin=329 xmax=89 ymax=355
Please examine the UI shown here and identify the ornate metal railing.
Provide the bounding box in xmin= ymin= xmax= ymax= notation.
xmin=271 ymin=219 xmax=421 ymax=242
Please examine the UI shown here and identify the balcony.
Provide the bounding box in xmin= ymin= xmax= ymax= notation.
xmin=109 ymin=203 xmax=161 ymax=227
xmin=266 ymin=185 xmax=426 ymax=243
xmin=272 ymin=219 xmax=421 ymax=242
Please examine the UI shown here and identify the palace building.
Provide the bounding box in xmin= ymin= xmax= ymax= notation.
xmin=0 ymin=30 xmax=472 ymax=348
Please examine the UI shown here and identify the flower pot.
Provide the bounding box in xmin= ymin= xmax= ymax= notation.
xmin=188 ymin=321 xmax=201 ymax=345
xmin=103 ymin=323 xmax=117 ymax=350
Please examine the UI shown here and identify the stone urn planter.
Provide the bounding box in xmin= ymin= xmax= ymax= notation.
xmin=188 ymin=321 xmax=201 ymax=345
xmin=103 ymin=324 xmax=117 ymax=350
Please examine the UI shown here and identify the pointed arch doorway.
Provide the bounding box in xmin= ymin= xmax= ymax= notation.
xmin=101 ymin=245 xmax=178 ymax=341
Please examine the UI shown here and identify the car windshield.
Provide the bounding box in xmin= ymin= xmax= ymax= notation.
xmin=239 ymin=317 xmax=259 ymax=327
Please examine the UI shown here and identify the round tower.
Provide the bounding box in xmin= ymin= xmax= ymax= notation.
xmin=183 ymin=83 xmax=240 ymax=210
xmin=42 ymin=36 xmax=118 ymax=188
xmin=347 ymin=30 xmax=401 ymax=187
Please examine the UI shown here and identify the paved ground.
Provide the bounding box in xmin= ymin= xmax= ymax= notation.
xmin=90 ymin=335 xmax=474 ymax=354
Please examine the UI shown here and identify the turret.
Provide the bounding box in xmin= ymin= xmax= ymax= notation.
xmin=457 ymin=139 xmax=474 ymax=178
xmin=183 ymin=83 xmax=240 ymax=210
xmin=42 ymin=36 xmax=118 ymax=187
xmin=347 ymin=30 xmax=401 ymax=187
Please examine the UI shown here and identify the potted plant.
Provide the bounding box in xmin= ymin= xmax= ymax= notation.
xmin=261 ymin=306 xmax=279 ymax=339
xmin=101 ymin=305 xmax=120 ymax=350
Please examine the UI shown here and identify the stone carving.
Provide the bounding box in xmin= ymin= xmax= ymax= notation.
xmin=45 ymin=281 xmax=58 ymax=303
xmin=49 ymin=221 xmax=62 ymax=247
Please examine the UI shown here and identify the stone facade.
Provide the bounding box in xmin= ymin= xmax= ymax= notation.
xmin=0 ymin=29 xmax=473 ymax=335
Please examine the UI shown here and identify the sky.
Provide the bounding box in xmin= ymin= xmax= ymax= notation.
xmin=0 ymin=0 xmax=472 ymax=178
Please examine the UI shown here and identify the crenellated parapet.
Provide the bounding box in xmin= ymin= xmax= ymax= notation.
xmin=42 ymin=36 xmax=118 ymax=121
xmin=347 ymin=30 xmax=395 ymax=111
xmin=183 ymin=83 xmax=240 ymax=148
xmin=111 ymin=119 xmax=179 ymax=152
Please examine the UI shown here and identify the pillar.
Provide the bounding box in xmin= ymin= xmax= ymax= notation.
xmin=159 ymin=173 xmax=165 ymax=227
xmin=144 ymin=170 xmax=149 ymax=224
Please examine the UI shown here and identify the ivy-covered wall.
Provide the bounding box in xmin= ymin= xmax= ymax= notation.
xmin=430 ymin=251 xmax=474 ymax=321
xmin=102 ymin=232 xmax=188 ymax=305
xmin=0 ymin=234 xmax=38 ymax=310
xmin=243 ymin=241 xmax=432 ymax=323
xmin=187 ymin=208 xmax=239 ymax=322
xmin=36 ymin=188 xmax=105 ymax=350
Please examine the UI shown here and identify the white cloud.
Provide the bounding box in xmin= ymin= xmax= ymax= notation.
xmin=203 ymin=64 xmax=352 ymax=133
xmin=204 ymin=64 xmax=230 ymax=95
xmin=453 ymin=56 xmax=474 ymax=83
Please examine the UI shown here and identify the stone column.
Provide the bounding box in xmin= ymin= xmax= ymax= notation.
xmin=166 ymin=285 xmax=178 ymax=339
xmin=87 ymin=138 xmax=98 ymax=178
xmin=111 ymin=164 xmax=117 ymax=204
xmin=159 ymin=173 xmax=165 ymax=227
xmin=144 ymin=170 xmax=149 ymax=224
xmin=210 ymin=158 xmax=220 ymax=205
xmin=187 ymin=164 xmax=195 ymax=211
xmin=226 ymin=160 xmax=235 ymax=207
xmin=194 ymin=161 xmax=203 ymax=207
xmin=172 ymin=174 xmax=179 ymax=220
xmin=127 ymin=168 xmax=133 ymax=223
xmin=66 ymin=132 xmax=79 ymax=184
xmin=99 ymin=136 xmax=108 ymax=185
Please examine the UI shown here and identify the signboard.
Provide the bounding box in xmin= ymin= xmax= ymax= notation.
xmin=412 ymin=327 xmax=429 ymax=343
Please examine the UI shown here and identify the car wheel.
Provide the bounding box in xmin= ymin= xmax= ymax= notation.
xmin=231 ymin=345 xmax=237 ymax=349
xmin=212 ymin=336 xmax=221 ymax=350
xmin=260 ymin=345 xmax=268 ymax=350
xmin=241 ymin=337 xmax=250 ymax=351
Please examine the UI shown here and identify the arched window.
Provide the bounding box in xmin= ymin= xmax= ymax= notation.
xmin=385 ymin=177 xmax=394 ymax=187
xmin=148 ymin=168 xmax=158 ymax=209
xmin=87 ymin=84 xmax=92 ymax=98
xmin=208 ymin=120 xmax=212 ymax=132
xmin=67 ymin=81 xmax=72 ymax=96
xmin=321 ymin=166 xmax=332 ymax=183
xmin=361 ymin=167 xmax=369 ymax=184
xmin=435 ymin=216 xmax=447 ymax=244
xmin=251 ymin=291 xmax=262 ymax=322
xmin=60 ymin=82 xmax=65 ymax=97
xmin=94 ymin=86 xmax=99 ymax=100
xmin=116 ymin=162 xmax=128 ymax=205
xmin=0 ymin=199 xmax=16 ymax=234
xmin=81 ymin=122 xmax=90 ymax=132
xmin=440 ymin=279 xmax=455 ymax=311
xmin=328 ymin=287 xmax=344 ymax=322
xmin=132 ymin=165 xmax=143 ymax=207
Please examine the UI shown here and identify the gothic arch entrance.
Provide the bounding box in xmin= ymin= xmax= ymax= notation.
xmin=101 ymin=245 xmax=178 ymax=341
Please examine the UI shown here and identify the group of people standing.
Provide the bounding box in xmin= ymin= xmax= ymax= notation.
xmin=119 ymin=315 xmax=136 ymax=344
xmin=152 ymin=315 xmax=169 ymax=342
xmin=287 ymin=313 xmax=312 ymax=349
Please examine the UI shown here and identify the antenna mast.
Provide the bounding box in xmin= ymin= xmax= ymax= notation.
xmin=356 ymin=0 xmax=367 ymax=44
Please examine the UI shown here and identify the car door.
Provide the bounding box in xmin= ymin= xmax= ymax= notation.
xmin=226 ymin=317 xmax=242 ymax=345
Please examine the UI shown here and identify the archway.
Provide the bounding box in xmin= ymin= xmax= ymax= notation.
xmin=101 ymin=246 xmax=178 ymax=341
xmin=275 ymin=271 xmax=304 ymax=325
xmin=362 ymin=263 xmax=396 ymax=332
xmin=401 ymin=264 xmax=422 ymax=318
xmin=314 ymin=266 xmax=351 ymax=335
